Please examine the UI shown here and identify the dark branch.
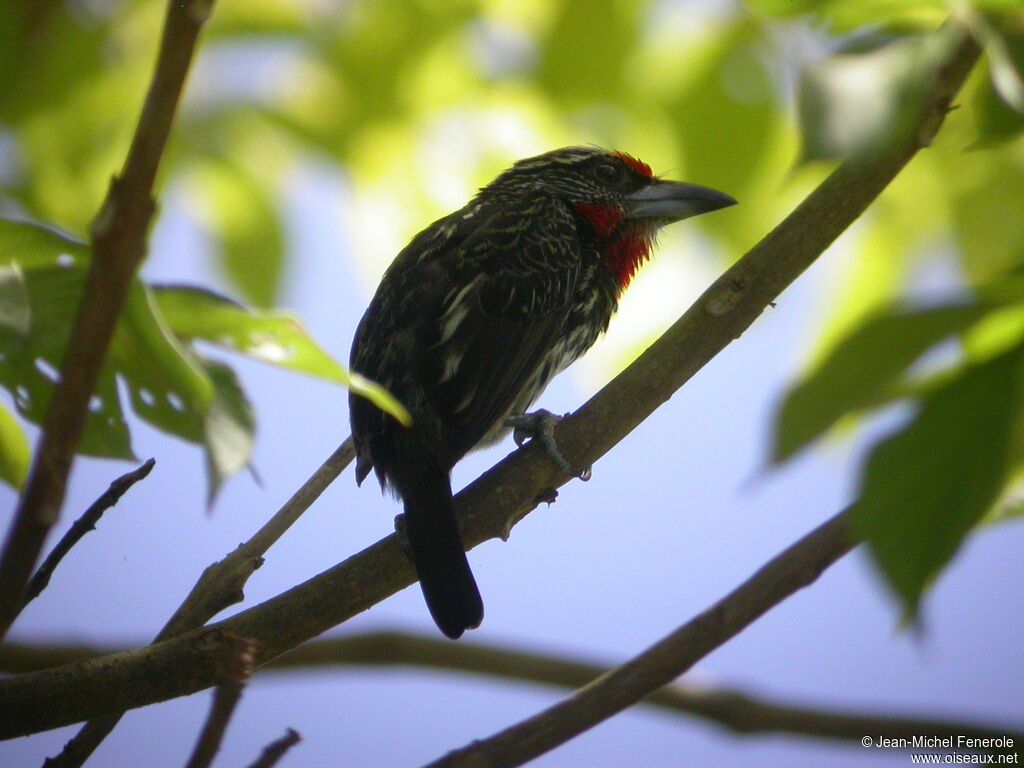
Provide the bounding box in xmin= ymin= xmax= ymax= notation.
xmin=7 ymin=631 xmax=1020 ymax=757
xmin=0 ymin=25 xmax=982 ymax=741
xmin=245 ymin=728 xmax=301 ymax=768
xmin=23 ymin=459 xmax=155 ymax=607
xmin=184 ymin=633 xmax=256 ymax=768
xmin=0 ymin=0 xmax=215 ymax=641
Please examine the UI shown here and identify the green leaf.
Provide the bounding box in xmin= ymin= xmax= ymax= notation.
xmin=348 ymin=372 xmax=412 ymax=429
xmin=746 ymin=0 xmax=947 ymax=32
xmin=979 ymin=13 xmax=1024 ymax=112
xmin=663 ymin=19 xmax=784 ymax=251
xmin=973 ymin=74 xmax=1024 ymax=147
xmin=113 ymin=284 xmax=214 ymax=444
xmin=971 ymin=20 xmax=1024 ymax=147
xmin=797 ymin=27 xmax=958 ymax=161
xmin=186 ymin=158 xmax=286 ymax=308
xmin=152 ymin=285 xmax=347 ymax=382
xmin=0 ymin=219 xmax=253 ymax=490
xmin=854 ymin=342 xmax=1024 ymax=616
xmin=0 ymin=220 xmax=134 ymax=458
xmin=772 ymin=302 xmax=994 ymax=463
xmin=0 ymin=262 xmax=31 ymax=337
xmin=201 ymin=359 xmax=255 ymax=506
xmin=536 ymin=0 xmax=644 ymax=105
xmin=153 ymin=285 xmax=411 ymax=426
xmin=950 ymin=160 xmax=1024 ymax=286
xmin=0 ymin=218 xmax=407 ymax=498
xmin=0 ymin=399 xmax=29 ymax=490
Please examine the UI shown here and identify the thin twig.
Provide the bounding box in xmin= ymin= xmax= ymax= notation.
xmin=0 ymin=24 xmax=983 ymax=741
xmin=0 ymin=0 xmax=215 ymax=641
xmin=7 ymin=632 xmax=1020 ymax=756
xmin=159 ymin=438 xmax=354 ymax=639
xmin=23 ymin=459 xmax=155 ymax=607
xmin=45 ymin=438 xmax=352 ymax=768
xmin=245 ymin=728 xmax=301 ymax=768
xmin=184 ymin=633 xmax=256 ymax=768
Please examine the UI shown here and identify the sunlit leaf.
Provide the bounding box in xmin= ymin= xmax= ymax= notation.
xmin=854 ymin=341 xmax=1024 ymax=616
xmin=772 ymin=302 xmax=995 ymax=463
xmin=348 ymin=372 xmax=412 ymax=428
xmin=0 ymin=399 xmax=29 ymax=490
xmin=152 ymin=284 xmax=347 ymax=382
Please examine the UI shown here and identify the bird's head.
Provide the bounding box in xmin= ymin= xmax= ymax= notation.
xmin=484 ymin=146 xmax=736 ymax=291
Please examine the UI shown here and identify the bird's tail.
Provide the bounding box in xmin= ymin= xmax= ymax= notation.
xmin=397 ymin=464 xmax=483 ymax=639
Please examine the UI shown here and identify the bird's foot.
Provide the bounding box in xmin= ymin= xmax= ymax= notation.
xmin=504 ymin=409 xmax=591 ymax=481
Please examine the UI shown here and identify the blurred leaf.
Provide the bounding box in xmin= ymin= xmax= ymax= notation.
xmin=327 ymin=0 xmax=476 ymax=148
xmin=853 ymin=341 xmax=1023 ymax=616
xmin=973 ymin=73 xmax=1024 ymax=146
xmin=950 ymin=159 xmax=1024 ymax=286
xmin=0 ymin=219 xmax=134 ymax=458
xmin=2 ymin=2 xmax=154 ymax=232
xmin=0 ymin=263 xmax=31 ymax=337
xmin=989 ymin=475 xmax=1024 ymax=522
xmin=348 ymin=372 xmax=412 ymax=428
xmin=0 ymin=4 xmax=109 ymax=124
xmin=0 ymin=219 xmax=245 ymax=495
xmin=186 ymin=157 xmax=286 ymax=308
xmin=153 ymin=283 xmax=410 ymax=428
xmin=0 ymin=399 xmax=29 ymax=490
xmin=772 ymin=302 xmax=995 ymax=463
xmin=114 ymin=284 xmax=214 ymax=445
xmin=201 ymin=358 xmax=255 ymax=506
xmin=536 ymin=0 xmax=645 ymax=104
xmin=152 ymin=284 xmax=347 ymax=382
xmin=977 ymin=12 xmax=1024 ymax=111
xmin=663 ymin=19 xmax=785 ymax=249
xmin=797 ymin=27 xmax=958 ymax=161
xmin=747 ymin=0 xmax=947 ymax=31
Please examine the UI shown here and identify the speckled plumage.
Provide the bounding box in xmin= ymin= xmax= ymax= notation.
xmin=349 ymin=146 xmax=735 ymax=638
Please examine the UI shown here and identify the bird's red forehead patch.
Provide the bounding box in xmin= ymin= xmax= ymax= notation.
xmin=614 ymin=151 xmax=652 ymax=178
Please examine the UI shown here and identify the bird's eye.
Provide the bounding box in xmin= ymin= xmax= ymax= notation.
xmin=593 ymin=163 xmax=622 ymax=184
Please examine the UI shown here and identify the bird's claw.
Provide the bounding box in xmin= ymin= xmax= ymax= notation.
xmin=504 ymin=409 xmax=591 ymax=481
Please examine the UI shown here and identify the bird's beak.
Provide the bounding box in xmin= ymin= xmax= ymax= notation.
xmin=624 ymin=180 xmax=737 ymax=222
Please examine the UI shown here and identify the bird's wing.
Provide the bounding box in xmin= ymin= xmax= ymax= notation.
xmin=421 ymin=196 xmax=584 ymax=460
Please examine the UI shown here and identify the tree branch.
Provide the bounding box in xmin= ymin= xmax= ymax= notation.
xmin=0 ymin=0 xmax=215 ymax=641
xmin=0 ymin=24 xmax=981 ymax=742
xmin=44 ymin=438 xmax=352 ymax=768
xmin=6 ymin=631 xmax=1021 ymax=757
xmin=183 ymin=633 xmax=256 ymax=768
xmin=23 ymin=459 xmax=155 ymax=608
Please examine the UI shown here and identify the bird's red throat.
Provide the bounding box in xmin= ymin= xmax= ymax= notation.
xmin=574 ymin=203 xmax=653 ymax=294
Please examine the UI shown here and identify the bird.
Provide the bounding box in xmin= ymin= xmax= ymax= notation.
xmin=349 ymin=146 xmax=736 ymax=638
